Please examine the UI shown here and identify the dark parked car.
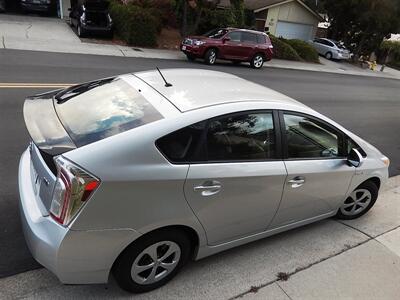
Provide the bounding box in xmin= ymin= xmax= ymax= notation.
xmin=20 ymin=0 xmax=54 ymax=13
xmin=69 ymin=1 xmax=113 ymax=38
xmin=181 ymin=28 xmax=274 ymax=69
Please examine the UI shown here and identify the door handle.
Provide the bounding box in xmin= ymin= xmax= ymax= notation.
xmin=288 ymin=176 xmax=305 ymax=188
xmin=193 ymin=181 xmax=222 ymax=196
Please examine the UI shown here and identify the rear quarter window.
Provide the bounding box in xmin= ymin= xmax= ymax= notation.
xmin=257 ymin=34 xmax=267 ymax=44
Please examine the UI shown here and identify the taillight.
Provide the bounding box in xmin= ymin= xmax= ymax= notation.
xmin=50 ymin=157 xmax=99 ymax=226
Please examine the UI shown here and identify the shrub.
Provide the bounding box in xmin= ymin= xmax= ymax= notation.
xmin=196 ymin=9 xmax=235 ymax=35
xmin=109 ymin=0 xmax=159 ymax=47
xmin=269 ymin=35 xmax=302 ymax=61
xmin=285 ymin=39 xmax=319 ymax=63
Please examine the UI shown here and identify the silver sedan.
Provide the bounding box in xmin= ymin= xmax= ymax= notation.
xmin=310 ymin=38 xmax=351 ymax=60
xmin=19 ymin=69 xmax=389 ymax=293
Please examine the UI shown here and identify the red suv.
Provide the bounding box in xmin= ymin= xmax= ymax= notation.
xmin=181 ymin=28 xmax=273 ymax=69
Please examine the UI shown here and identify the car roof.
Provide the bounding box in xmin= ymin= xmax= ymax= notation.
xmin=226 ymin=28 xmax=267 ymax=35
xmin=134 ymin=69 xmax=305 ymax=112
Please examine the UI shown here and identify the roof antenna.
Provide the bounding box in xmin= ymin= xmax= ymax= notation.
xmin=156 ymin=67 xmax=172 ymax=87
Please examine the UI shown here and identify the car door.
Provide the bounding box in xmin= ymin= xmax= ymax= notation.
xmin=183 ymin=111 xmax=287 ymax=245
xmin=220 ymin=31 xmax=242 ymax=60
xmin=269 ymin=111 xmax=355 ymax=228
xmin=313 ymin=39 xmax=323 ymax=54
xmin=240 ymin=32 xmax=258 ymax=60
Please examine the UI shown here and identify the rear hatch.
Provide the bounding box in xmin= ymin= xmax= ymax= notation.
xmin=23 ymin=76 xmax=163 ymax=212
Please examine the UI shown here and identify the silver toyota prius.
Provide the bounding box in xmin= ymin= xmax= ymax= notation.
xmin=19 ymin=69 xmax=389 ymax=293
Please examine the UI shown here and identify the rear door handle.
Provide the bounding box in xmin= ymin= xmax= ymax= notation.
xmin=194 ymin=180 xmax=222 ymax=196
xmin=288 ymin=176 xmax=305 ymax=188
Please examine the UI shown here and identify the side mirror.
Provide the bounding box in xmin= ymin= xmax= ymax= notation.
xmin=347 ymin=148 xmax=363 ymax=168
xmin=222 ymin=37 xmax=230 ymax=43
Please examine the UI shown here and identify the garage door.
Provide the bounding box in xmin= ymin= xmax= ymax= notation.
xmin=276 ymin=21 xmax=313 ymax=41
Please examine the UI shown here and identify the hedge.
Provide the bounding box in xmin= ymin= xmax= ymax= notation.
xmin=285 ymin=39 xmax=319 ymax=63
xmin=109 ymin=0 xmax=159 ymax=47
xmin=269 ymin=35 xmax=302 ymax=61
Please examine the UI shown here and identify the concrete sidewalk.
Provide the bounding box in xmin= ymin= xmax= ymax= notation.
xmin=2 ymin=14 xmax=400 ymax=80
xmin=0 ymin=176 xmax=399 ymax=300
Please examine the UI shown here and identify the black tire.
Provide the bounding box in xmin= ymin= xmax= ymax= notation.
xmin=186 ymin=54 xmax=196 ymax=61
xmin=250 ymin=54 xmax=264 ymax=69
xmin=325 ymin=51 xmax=333 ymax=60
xmin=336 ymin=180 xmax=378 ymax=220
xmin=113 ymin=229 xmax=191 ymax=293
xmin=204 ymin=48 xmax=217 ymax=65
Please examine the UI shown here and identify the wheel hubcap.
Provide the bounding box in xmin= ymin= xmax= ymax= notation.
xmin=254 ymin=56 xmax=263 ymax=68
xmin=209 ymin=51 xmax=216 ymax=64
xmin=131 ymin=241 xmax=181 ymax=285
xmin=340 ymin=189 xmax=372 ymax=216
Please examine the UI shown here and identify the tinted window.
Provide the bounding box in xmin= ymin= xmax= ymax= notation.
xmin=257 ymin=34 xmax=267 ymax=44
xmin=284 ymin=114 xmax=342 ymax=159
xmin=56 ymin=78 xmax=162 ymax=147
xmin=241 ymin=32 xmax=257 ymax=44
xmin=227 ymin=31 xmax=241 ymax=42
xmin=207 ymin=113 xmax=275 ymax=161
xmin=156 ymin=122 xmax=206 ymax=163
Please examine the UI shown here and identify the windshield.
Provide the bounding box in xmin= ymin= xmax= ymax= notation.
xmin=55 ymin=78 xmax=162 ymax=147
xmin=204 ymin=28 xmax=228 ymax=39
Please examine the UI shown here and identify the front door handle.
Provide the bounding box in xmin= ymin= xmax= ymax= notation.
xmin=194 ymin=180 xmax=222 ymax=196
xmin=288 ymin=176 xmax=306 ymax=188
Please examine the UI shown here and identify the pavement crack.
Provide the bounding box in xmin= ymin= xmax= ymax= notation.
xmin=276 ymin=281 xmax=294 ymax=300
xmin=335 ymin=220 xmax=373 ymax=238
xmin=25 ymin=24 xmax=32 ymax=39
xmin=230 ymin=237 xmax=373 ymax=299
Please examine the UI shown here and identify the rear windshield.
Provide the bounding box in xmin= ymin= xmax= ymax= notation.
xmin=55 ymin=78 xmax=162 ymax=147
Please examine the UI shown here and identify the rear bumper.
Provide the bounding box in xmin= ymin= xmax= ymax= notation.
xmin=81 ymin=25 xmax=112 ymax=35
xmin=18 ymin=149 xmax=141 ymax=284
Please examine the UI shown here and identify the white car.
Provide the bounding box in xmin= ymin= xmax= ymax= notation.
xmin=311 ymin=38 xmax=351 ymax=60
xmin=19 ymin=69 xmax=389 ymax=293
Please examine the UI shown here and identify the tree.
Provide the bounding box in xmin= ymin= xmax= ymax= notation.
xmin=323 ymin=0 xmax=400 ymax=56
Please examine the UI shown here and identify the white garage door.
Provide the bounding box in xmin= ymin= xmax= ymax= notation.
xmin=276 ymin=21 xmax=313 ymax=41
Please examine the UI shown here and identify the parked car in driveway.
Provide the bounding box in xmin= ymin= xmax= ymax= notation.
xmin=20 ymin=0 xmax=54 ymax=13
xmin=181 ymin=28 xmax=274 ymax=68
xmin=19 ymin=69 xmax=389 ymax=293
xmin=310 ymin=38 xmax=351 ymax=60
xmin=69 ymin=1 xmax=112 ymax=38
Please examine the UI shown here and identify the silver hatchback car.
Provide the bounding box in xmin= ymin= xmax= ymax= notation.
xmin=19 ymin=69 xmax=389 ymax=293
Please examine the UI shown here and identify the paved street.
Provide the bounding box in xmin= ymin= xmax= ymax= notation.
xmin=0 ymin=48 xmax=399 ymax=283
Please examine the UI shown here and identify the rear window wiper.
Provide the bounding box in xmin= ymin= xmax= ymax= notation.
xmin=55 ymin=77 xmax=115 ymax=104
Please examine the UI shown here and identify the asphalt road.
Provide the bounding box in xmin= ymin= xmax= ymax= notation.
xmin=0 ymin=49 xmax=399 ymax=279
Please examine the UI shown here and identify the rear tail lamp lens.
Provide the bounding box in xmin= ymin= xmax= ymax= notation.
xmin=50 ymin=157 xmax=99 ymax=226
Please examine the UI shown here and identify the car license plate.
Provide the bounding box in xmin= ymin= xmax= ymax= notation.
xmin=182 ymin=45 xmax=186 ymax=51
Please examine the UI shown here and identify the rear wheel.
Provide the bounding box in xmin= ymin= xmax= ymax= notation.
xmin=336 ymin=181 xmax=378 ymax=220
xmin=325 ymin=51 xmax=333 ymax=60
xmin=204 ymin=48 xmax=217 ymax=65
xmin=250 ymin=54 xmax=264 ymax=69
xmin=113 ymin=229 xmax=191 ymax=293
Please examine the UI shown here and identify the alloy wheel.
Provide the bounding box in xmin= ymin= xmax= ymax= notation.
xmin=131 ymin=241 xmax=181 ymax=285
xmin=339 ymin=188 xmax=372 ymax=216
xmin=209 ymin=50 xmax=216 ymax=64
xmin=253 ymin=55 xmax=263 ymax=68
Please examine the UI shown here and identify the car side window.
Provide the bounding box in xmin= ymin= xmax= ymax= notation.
xmin=227 ymin=31 xmax=241 ymax=42
xmin=283 ymin=114 xmax=343 ymax=159
xmin=206 ymin=112 xmax=275 ymax=161
xmin=257 ymin=34 xmax=267 ymax=44
xmin=241 ymin=32 xmax=257 ymax=44
xmin=156 ymin=121 xmax=206 ymax=163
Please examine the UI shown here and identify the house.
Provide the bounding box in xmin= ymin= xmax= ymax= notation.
xmin=218 ymin=0 xmax=324 ymax=41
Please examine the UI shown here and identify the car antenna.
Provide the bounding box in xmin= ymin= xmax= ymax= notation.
xmin=156 ymin=67 xmax=172 ymax=87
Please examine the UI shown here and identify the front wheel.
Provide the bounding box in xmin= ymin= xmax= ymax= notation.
xmin=204 ymin=48 xmax=217 ymax=65
xmin=113 ymin=229 xmax=191 ymax=293
xmin=336 ymin=180 xmax=378 ymax=220
xmin=250 ymin=54 xmax=264 ymax=69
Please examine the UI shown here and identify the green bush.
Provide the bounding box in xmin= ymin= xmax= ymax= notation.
xmin=109 ymin=0 xmax=159 ymax=47
xmin=196 ymin=9 xmax=235 ymax=35
xmin=269 ymin=35 xmax=302 ymax=61
xmin=285 ymin=39 xmax=319 ymax=63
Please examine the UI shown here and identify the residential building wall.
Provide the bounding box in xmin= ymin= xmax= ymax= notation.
xmin=265 ymin=1 xmax=318 ymax=36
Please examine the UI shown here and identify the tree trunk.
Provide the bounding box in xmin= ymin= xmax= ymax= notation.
xmin=182 ymin=0 xmax=188 ymax=37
